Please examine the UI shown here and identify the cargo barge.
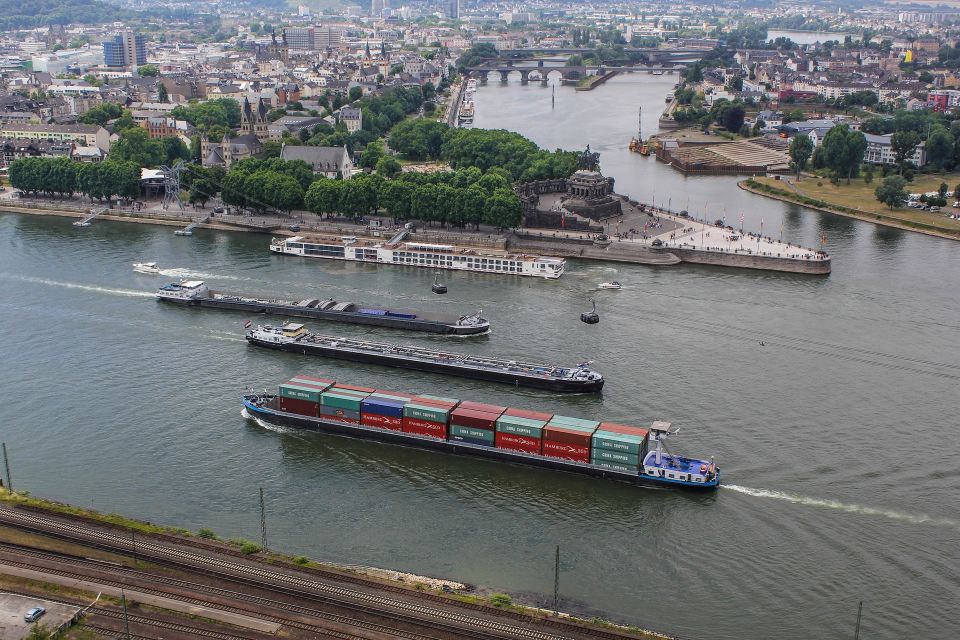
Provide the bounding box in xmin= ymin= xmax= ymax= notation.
xmin=246 ymin=323 xmax=604 ymax=392
xmin=155 ymin=281 xmax=489 ymax=336
xmin=242 ymin=375 xmax=719 ymax=489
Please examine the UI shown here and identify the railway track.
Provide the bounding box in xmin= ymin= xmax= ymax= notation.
xmin=0 ymin=507 xmax=607 ymax=640
xmin=90 ymin=608 xmax=252 ymax=640
xmin=0 ymin=542 xmax=438 ymax=640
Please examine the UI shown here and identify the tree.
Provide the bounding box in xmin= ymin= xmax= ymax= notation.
xmin=379 ymin=180 xmax=413 ymax=218
xmin=304 ymin=178 xmax=344 ymax=217
xmin=410 ymin=184 xmax=439 ymax=223
xmin=459 ymin=184 xmax=487 ymax=229
xmin=422 ymin=81 xmax=435 ymax=101
xmin=157 ymin=83 xmax=169 ymax=103
xmin=111 ymin=127 xmax=164 ymax=167
xmin=925 ymin=126 xmax=954 ymax=171
xmin=721 ymin=105 xmax=745 ymax=133
xmin=348 ymin=86 xmax=363 ymax=102
xmin=339 ymin=176 xmax=378 ymax=218
xmin=821 ymin=125 xmax=866 ymax=184
xmin=484 ymin=187 xmax=522 ymax=230
xmin=875 ymin=175 xmax=908 ymax=209
xmin=789 ymin=134 xmax=813 ymax=180
xmin=376 ymin=155 xmax=402 ymax=178
xmin=359 ymin=139 xmax=385 ymax=170
xmin=891 ymin=130 xmax=922 ymax=173
xmin=138 ymin=64 xmax=159 ymax=76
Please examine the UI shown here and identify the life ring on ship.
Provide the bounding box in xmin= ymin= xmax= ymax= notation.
xmin=700 ymin=464 xmax=707 ymax=474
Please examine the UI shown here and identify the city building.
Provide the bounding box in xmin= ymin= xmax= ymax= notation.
xmin=239 ymin=96 xmax=270 ymax=141
xmin=280 ymin=144 xmax=353 ymax=178
xmin=371 ymin=0 xmax=386 ymax=17
xmin=284 ymin=27 xmax=316 ymax=51
xmin=0 ymin=123 xmax=109 ymax=151
xmin=102 ymin=31 xmax=146 ymax=70
xmin=338 ymin=106 xmax=362 ymax=133
xmin=448 ymin=0 xmax=459 ymax=19
xmin=863 ymin=133 xmax=926 ymax=167
xmin=315 ymin=26 xmax=344 ymax=49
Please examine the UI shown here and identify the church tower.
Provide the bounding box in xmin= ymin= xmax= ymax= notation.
xmin=240 ymin=97 xmax=270 ymax=141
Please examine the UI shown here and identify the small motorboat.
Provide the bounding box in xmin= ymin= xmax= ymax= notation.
xmin=580 ymin=300 xmax=599 ymax=324
xmin=133 ymin=262 xmax=162 ymax=275
xmin=174 ymin=229 xmax=193 ymax=236
xmin=431 ymin=272 xmax=447 ymax=295
xmin=598 ymin=281 xmax=622 ymax=290
xmin=72 ymin=221 xmax=91 ymax=227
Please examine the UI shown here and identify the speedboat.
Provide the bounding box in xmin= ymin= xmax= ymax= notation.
xmin=598 ymin=281 xmax=622 ymax=290
xmin=133 ymin=262 xmax=161 ymax=275
xmin=174 ymin=229 xmax=193 ymax=236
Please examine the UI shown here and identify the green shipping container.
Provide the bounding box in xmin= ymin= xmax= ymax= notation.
xmin=496 ymin=415 xmax=545 ymax=438
xmin=591 ymin=459 xmax=640 ymax=474
xmin=547 ymin=415 xmax=600 ymax=430
xmin=321 ymin=392 xmax=364 ymax=411
xmin=591 ymin=430 xmax=645 ymax=455
xmin=592 ymin=448 xmax=641 ymax=466
xmin=279 ymin=384 xmax=323 ymax=403
xmin=403 ymin=403 xmax=449 ymax=423
xmin=450 ymin=424 xmax=495 ymax=443
xmin=289 ymin=377 xmax=334 ymax=392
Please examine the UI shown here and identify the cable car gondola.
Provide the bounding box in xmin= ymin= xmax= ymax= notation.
xmin=431 ymin=272 xmax=448 ymax=295
xmin=580 ymin=300 xmax=599 ymax=324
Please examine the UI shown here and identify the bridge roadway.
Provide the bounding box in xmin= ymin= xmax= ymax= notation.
xmin=497 ymin=47 xmax=708 ymax=58
xmin=465 ymin=63 xmax=687 ymax=84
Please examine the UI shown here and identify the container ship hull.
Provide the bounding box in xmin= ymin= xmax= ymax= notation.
xmin=242 ymin=390 xmax=719 ymax=490
xmin=246 ymin=334 xmax=603 ymax=392
xmin=156 ymin=281 xmax=489 ymax=336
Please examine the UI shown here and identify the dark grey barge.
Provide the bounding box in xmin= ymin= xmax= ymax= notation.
xmin=246 ymin=323 xmax=604 ymax=392
xmin=155 ymin=280 xmax=489 ymax=336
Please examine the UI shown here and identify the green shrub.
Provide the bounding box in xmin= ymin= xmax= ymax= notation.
xmin=489 ymin=593 xmax=513 ymax=607
xmin=197 ymin=528 xmax=217 ymax=539
xmin=240 ymin=542 xmax=262 ymax=555
xmin=293 ymin=556 xmax=309 ymax=565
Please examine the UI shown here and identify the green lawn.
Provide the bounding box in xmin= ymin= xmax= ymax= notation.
xmin=751 ymin=174 xmax=960 ymax=237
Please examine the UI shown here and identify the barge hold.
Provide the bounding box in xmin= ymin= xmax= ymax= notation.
xmin=156 ymin=281 xmax=489 ymax=336
xmin=246 ymin=323 xmax=604 ymax=392
xmin=242 ymin=376 xmax=719 ymax=489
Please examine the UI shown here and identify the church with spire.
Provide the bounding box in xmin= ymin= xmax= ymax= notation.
xmin=199 ymin=96 xmax=268 ymax=169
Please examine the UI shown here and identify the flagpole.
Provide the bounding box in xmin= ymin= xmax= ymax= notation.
xmin=758 ymin=218 xmax=763 ymax=252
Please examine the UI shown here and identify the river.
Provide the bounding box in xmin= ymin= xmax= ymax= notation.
xmin=1 ymin=74 xmax=958 ymax=640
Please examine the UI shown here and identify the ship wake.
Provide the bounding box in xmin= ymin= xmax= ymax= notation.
xmin=1 ymin=274 xmax=154 ymax=298
xmin=724 ymin=484 xmax=960 ymax=530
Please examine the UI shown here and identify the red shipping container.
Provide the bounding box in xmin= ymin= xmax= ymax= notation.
xmin=503 ymin=407 xmax=553 ymax=422
xmin=598 ymin=422 xmax=650 ymax=438
xmin=334 ymin=383 xmax=376 ymax=394
xmin=279 ymin=397 xmax=319 ymax=417
xmin=412 ymin=396 xmax=459 ymax=409
xmin=374 ymin=389 xmax=416 ymax=400
xmin=457 ymin=400 xmax=507 ymax=414
xmin=361 ymin=413 xmax=403 ymax=430
xmin=541 ymin=440 xmax=591 ymax=463
xmin=542 ymin=425 xmax=595 ymax=447
xmin=449 ymin=407 xmax=500 ymax=430
xmin=495 ymin=432 xmax=542 ymax=455
xmin=324 ymin=414 xmax=360 ymax=425
xmin=402 ymin=417 xmax=447 ymax=439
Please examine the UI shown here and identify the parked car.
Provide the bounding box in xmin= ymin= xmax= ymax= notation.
xmin=213 ymin=207 xmax=224 ymax=213
xmin=24 ymin=607 xmax=45 ymax=623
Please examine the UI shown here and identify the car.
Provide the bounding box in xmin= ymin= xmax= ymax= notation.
xmin=213 ymin=207 xmax=224 ymax=213
xmin=24 ymin=607 xmax=45 ymax=623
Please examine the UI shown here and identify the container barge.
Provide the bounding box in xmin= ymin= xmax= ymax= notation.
xmin=246 ymin=323 xmax=604 ymax=392
xmin=156 ymin=281 xmax=489 ymax=336
xmin=270 ymin=235 xmax=566 ymax=279
xmin=242 ymin=375 xmax=719 ymax=489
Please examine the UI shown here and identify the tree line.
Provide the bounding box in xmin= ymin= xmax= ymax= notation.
xmin=388 ymin=120 xmax=579 ymax=182
xmin=9 ymin=156 xmax=141 ymax=202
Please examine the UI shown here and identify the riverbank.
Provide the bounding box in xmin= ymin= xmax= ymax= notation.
xmin=574 ymin=70 xmax=618 ymax=91
xmin=741 ymin=177 xmax=960 ymax=241
xmin=0 ymin=489 xmax=673 ymax=639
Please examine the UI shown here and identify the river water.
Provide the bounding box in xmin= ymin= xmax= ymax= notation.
xmin=1 ymin=74 xmax=959 ymax=639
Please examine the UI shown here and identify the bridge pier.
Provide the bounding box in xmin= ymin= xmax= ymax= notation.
xmin=498 ymin=70 xmax=509 ymax=83
xmin=519 ymin=70 xmax=530 ymax=84
xmin=478 ymin=71 xmax=489 ymax=84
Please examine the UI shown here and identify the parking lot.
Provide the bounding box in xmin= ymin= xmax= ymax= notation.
xmin=0 ymin=593 xmax=80 ymax=640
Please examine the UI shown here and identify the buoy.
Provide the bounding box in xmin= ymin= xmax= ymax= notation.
xmin=431 ymin=272 xmax=447 ymax=295
xmin=580 ymin=299 xmax=599 ymax=324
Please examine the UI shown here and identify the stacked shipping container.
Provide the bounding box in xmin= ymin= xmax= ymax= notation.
xmin=590 ymin=422 xmax=649 ymax=472
xmin=274 ymin=376 xmax=649 ymax=474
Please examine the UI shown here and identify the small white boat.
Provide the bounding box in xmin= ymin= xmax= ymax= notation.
xmin=174 ymin=229 xmax=193 ymax=236
xmin=72 ymin=221 xmax=91 ymax=227
xmin=598 ymin=281 xmax=622 ymax=290
xmin=133 ymin=262 xmax=161 ymax=275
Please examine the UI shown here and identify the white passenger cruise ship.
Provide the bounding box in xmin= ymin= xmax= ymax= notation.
xmin=270 ymin=235 xmax=566 ymax=279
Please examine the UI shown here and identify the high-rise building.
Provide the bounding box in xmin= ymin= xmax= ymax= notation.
xmin=448 ymin=0 xmax=459 ymax=19
xmin=370 ymin=0 xmax=385 ymax=17
xmin=315 ymin=26 xmax=344 ymax=49
xmin=102 ymin=31 xmax=146 ymax=70
xmin=284 ymin=26 xmax=316 ymax=50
